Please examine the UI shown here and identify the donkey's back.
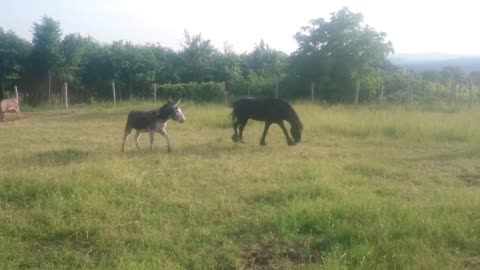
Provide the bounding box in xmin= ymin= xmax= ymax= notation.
xmin=125 ymin=110 xmax=160 ymax=131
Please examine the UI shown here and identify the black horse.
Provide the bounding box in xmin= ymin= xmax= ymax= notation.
xmin=231 ymin=97 xmax=303 ymax=146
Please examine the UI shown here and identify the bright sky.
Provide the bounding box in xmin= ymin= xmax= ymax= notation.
xmin=1 ymin=0 xmax=480 ymax=55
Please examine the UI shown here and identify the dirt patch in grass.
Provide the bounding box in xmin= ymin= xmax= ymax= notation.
xmin=243 ymin=238 xmax=321 ymax=269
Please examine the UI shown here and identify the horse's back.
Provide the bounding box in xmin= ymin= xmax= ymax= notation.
xmin=232 ymin=97 xmax=294 ymax=122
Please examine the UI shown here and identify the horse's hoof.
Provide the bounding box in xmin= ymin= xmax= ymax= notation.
xmin=231 ymin=135 xmax=240 ymax=142
xmin=288 ymin=141 xmax=296 ymax=146
xmin=260 ymin=142 xmax=267 ymax=146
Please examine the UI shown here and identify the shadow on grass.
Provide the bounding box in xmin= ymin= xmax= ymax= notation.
xmin=24 ymin=148 xmax=89 ymax=167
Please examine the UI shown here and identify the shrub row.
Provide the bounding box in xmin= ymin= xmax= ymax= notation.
xmin=156 ymin=82 xmax=226 ymax=102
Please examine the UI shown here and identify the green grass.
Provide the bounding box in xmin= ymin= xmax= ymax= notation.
xmin=1 ymin=100 xmax=479 ymax=269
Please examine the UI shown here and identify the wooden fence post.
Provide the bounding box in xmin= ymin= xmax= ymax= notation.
xmin=379 ymin=81 xmax=384 ymax=105
xmin=112 ymin=80 xmax=116 ymax=108
xmin=310 ymin=81 xmax=315 ymax=103
xmin=354 ymin=79 xmax=360 ymax=105
xmin=469 ymin=78 xmax=473 ymax=109
xmin=48 ymin=70 xmax=52 ymax=104
xmin=274 ymin=76 xmax=278 ymax=99
xmin=64 ymin=82 xmax=69 ymax=110
xmin=154 ymin=83 xmax=157 ymax=104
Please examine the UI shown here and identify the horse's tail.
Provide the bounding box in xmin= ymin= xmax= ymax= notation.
xmin=230 ymin=108 xmax=238 ymax=123
xmin=229 ymin=99 xmax=240 ymax=123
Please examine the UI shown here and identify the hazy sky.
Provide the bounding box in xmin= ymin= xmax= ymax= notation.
xmin=1 ymin=0 xmax=480 ymax=55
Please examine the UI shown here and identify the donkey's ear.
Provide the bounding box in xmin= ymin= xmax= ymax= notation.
xmin=174 ymin=98 xmax=182 ymax=107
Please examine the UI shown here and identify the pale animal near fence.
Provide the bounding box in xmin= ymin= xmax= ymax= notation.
xmin=0 ymin=98 xmax=21 ymax=121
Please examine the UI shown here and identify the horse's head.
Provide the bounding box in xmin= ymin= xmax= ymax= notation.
xmin=168 ymin=98 xmax=185 ymax=123
xmin=290 ymin=121 xmax=303 ymax=143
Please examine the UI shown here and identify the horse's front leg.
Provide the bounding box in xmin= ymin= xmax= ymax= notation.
xmin=159 ymin=129 xmax=171 ymax=152
xmin=260 ymin=121 xmax=272 ymax=146
xmin=278 ymin=121 xmax=295 ymax=146
xmin=134 ymin=130 xmax=142 ymax=150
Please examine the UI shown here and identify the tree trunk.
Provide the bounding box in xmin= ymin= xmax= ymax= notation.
xmin=154 ymin=83 xmax=157 ymax=104
xmin=112 ymin=80 xmax=116 ymax=107
xmin=310 ymin=81 xmax=315 ymax=103
xmin=379 ymin=81 xmax=384 ymax=105
xmin=247 ymin=84 xmax=251 ymax=97
xmin=354 ymin=78 xmax=360 ymax=105
xmin=274 ymin=76 xmax=278 ymax=99
xmin=64 ymin=82 xmax=69 ymax=110
xmin=469 ymin=78 xmax=473 ymax=109
xmin=48 ymin=70 xmax=52 ymax=104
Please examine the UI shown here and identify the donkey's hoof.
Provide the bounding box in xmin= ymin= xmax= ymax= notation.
xmin=260 ymin=141 xmax=267 ymax=146
xmin=288 ymin=141 xmax=296 ymax=146
xmin=232 ymin=135 xmax=240 ymax=142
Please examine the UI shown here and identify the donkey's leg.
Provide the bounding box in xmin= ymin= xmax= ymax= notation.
xmin=149 ymin=130 xmax=155 ymax=151
xmin=134 ymin=131 xmax=142 ymax=150
xmin=0 ymin=112 xmax=4 ymax=122
xmin=159 ymin=129 xmax=171 ymax=152
xmin=238 ymin=119 xmax=248 ymax=142
xmin=121 ymin=128 xmax=132 ymax=152
xmin=278 ymin=121 xmax=295 ymax=146
xmin=260 ymin=122 xmax=272 ymax=146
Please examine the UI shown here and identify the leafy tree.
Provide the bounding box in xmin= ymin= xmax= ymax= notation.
xmin=0 ymin=27 xmax=31 ymax=99
xmin=29 ymin=16 xmax=63 ymax=103
xmin=293 ymin=7 xmax=393 ymax=102
xmin=180 ymin=31 xmax=220 ymax=82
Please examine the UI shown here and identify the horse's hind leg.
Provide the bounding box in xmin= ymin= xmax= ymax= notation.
xmin=232 ymin=120 xmax=241 ymax=142
xmin=278 ymin=121 xmax=295 ymax=146
xmin=238 ymin=119 xmax=248 ymax=142
xmin=149 ymin=130 xmax=155 ymax=151
xmin=260 ymin=122 xmax=272 ymax=146
xmin=121 ymin=128 xmax=132 ymax=152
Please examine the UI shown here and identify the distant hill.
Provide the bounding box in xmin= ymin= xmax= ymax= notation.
xmin=389 ymin=53 xmax=480 ymax=72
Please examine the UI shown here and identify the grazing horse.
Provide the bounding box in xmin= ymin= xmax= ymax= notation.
xmin=231 ymin=97 xmax=303 ymax=146
xmin=0 ymin=98 xmax=21 ymax=121
xmin=121 ymin=99 xmax=185 ymax=152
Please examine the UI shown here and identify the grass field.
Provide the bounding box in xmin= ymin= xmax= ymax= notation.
xmin=0 ymin=101 xmax=479 ymax=269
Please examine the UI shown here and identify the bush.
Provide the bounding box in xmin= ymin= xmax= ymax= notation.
xmin=157 ymin=82 xmax=226 ymax=102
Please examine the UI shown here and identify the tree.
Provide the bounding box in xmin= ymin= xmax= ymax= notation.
xmin=0 ymin=27 xmax=31 ymax=99
xmin=30 ymin=16 xmax=63 ymax=103
xmin=293 ymin=7 xmax=393 ymax=102
xmin=247 ymin=40 xmax=287 ymax=98
xmin=180 ymin=31 xmax=219 ymax=82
